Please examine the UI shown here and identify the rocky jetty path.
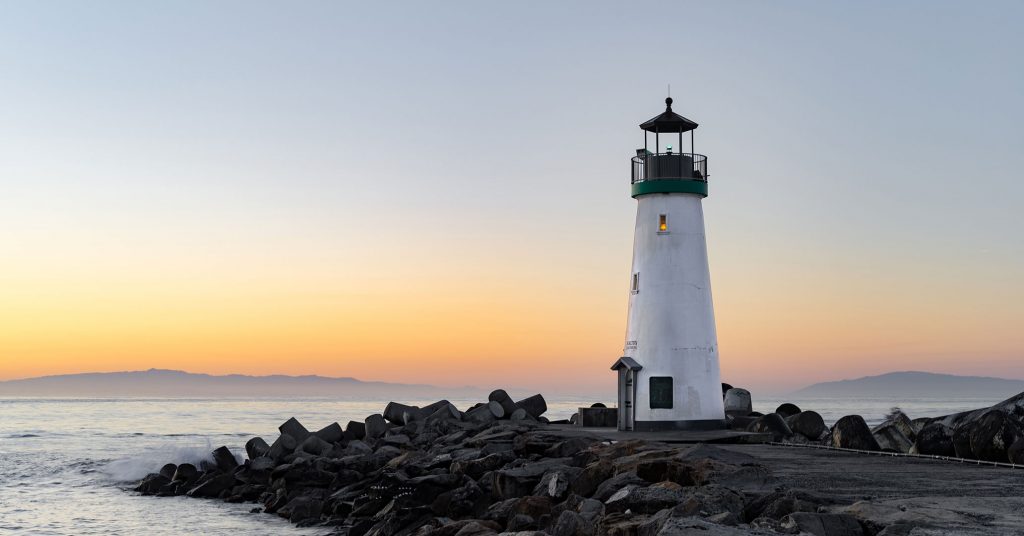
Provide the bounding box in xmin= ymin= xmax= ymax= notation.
xmin=133 ymin=390 xmax=1024 ymax=535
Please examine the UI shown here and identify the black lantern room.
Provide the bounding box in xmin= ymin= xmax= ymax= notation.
xmin=630 ymin=98 xmax=708 ymax=198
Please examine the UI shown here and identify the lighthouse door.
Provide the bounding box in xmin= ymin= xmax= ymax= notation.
xmin=617 ymin=369 xmax=635 ymax=431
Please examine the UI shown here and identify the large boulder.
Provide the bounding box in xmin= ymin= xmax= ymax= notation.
xmin=279 ymin=417 xmax=310 ymax=442
xmin=747 ymin=413 xmax=792 ymax=442
xmin=383 ymin=402 xmax=421 ymax=425
xmin=786 ymin=411 xmax=827 ymax=440
xmin=952 ymin=423 xmax=975 ymax=459
xmin=831 ymin=415 xmax=880 ymax=451
xmin=186 ymin=473 xmax=236 ymax=498
xmin=364 ymin=414 xmax=387 ymax=439
xmin=872 ymin=423 xmax=912 ymax=453
xmin=211 ymin=446 xmax=239 ymax=472
xmin=911 ymin=422 xmax=955 ymax=456
xmin=171 ymin=463 xmax=198 ymax=483
xmin=488 ymin=390 xmax=519 ymax=417
xmin=516 ymin=394 xmax=548 ymax=419
xmin=775 ymin=403 xmax=801 ymax=418
xmin=245 ymin=437 xmax=271 ymax=460
xmin=723 ymin=388 xmax=752 ymax=417
xmin=968 ymin=410 xmax=1023 ymax=462
xmin=314 ymin=422 xmax=343 ymax=443
xmin=880 ymin=410 xmax=918 ymax=442
xmin=1009 ymin=438 xmax=1024 ymax=464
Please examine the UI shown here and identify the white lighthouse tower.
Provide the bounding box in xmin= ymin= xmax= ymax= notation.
xmin=611 ymin=98 xmax=726 ymax=431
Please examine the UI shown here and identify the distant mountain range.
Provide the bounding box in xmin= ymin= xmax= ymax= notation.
xmin=793 ymin=371 xmax=1024 ymax=398
xmin=0 ymin=369 xmax=493 ymax=398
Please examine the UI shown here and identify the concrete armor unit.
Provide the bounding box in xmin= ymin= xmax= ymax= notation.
xmin=611 ymin=98 xmax=726 ymax=432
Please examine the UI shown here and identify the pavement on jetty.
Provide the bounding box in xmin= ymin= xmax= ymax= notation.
xmin=722 ymin=444 xmax=1024 ymax=535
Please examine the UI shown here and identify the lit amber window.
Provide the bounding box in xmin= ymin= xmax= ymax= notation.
xmin=658 ymin=214 xmax=668 ymax=232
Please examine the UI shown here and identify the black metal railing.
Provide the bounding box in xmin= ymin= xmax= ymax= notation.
xmin=631 ymin=152 xmax=707 ymax=184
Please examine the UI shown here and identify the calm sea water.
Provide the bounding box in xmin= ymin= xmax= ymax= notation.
xmin=0 ymin=395 xmax=1001 ymax=535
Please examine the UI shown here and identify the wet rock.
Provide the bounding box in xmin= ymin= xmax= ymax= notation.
xmin=136 ymin=473 xmax=171 ymax=494
xmin=212 ymin=446 xmax=239 ymax=472
xmin=245 ymin=437 xmax=271 ymax=460
xmin=775 ymin=403 xmax=802 ymax=418
xmin=911 ymin=422 xmax=955 ymax=456
xmin=314 ymin=422 xmax=343 ymax=443
xmin=723 ymin=388 xmax=752 ymax=417
xmin=780 ymin=512 xmax=865 ymax=536
xmin=748 ymin=413 xmax=792 ymax=442
xmin=158 ymin=463 xmax=177 ymax=480
xmin=171 ymin=463 xmax=198 ymax=483
xmin=300 ymin=435 xmax=332 ymax=456
xmin=872 ymin=423 xmax=912 ymax=453
xmin=279 ymin=417 xmax=310 ymax=442
xmin=969 ymin=409 xmax=1023 ymax=462
xmin=187 ymin=473 xmax=237 ymax=498
xmin=516 ymin=394 xmax=547 ymax=419
xmin=831 ymin=415 xmax=881 ymax=451
xmin=365 ymin=413 xmax=388 ymax=439
xmin=278 ymin=496 xmax=323 ymax=523
xmin=785 ymin=411 xmax=827 ymax=440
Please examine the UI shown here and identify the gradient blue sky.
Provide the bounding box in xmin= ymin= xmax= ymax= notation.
xmin=1 ymin=2 xmax=1022 ymax=393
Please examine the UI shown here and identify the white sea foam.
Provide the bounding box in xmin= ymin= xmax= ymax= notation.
xmin=102 ymin=440 xmax=215 ymax=482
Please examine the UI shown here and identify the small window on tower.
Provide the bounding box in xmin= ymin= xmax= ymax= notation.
xmin=631 ymin=272 xmax=639 ymax=294
xmin=650 ymin=377 xmax=673 ymax=409
xmin=658 ymin=214 xmax=668 ymax=233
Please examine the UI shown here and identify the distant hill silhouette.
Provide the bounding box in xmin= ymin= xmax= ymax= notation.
xmin=793 ymin=371 xmax=1024 ymax=398
xmin=0 ymin=369 xmax=492 ymax=398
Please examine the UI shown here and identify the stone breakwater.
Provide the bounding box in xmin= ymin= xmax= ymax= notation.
xmin=723 ymin=386 xmax=1024 ymax=464
xmin=134 ymin=389 xmax=1024 ymax=536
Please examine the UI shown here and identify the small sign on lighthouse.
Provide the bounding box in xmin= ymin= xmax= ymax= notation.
xmin=611 ymin=98 xmax=727 ymax=432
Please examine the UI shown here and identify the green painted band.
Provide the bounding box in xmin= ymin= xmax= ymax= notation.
xmin=631 ymin=180 xmax=708 ymax=198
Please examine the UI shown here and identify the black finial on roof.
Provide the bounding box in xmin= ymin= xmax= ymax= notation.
xmin=640 ymin=97 xmax=698 ymax=133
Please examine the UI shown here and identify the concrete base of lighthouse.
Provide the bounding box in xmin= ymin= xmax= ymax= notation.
xmin=616 ymin=190 xmax=726 ymax=432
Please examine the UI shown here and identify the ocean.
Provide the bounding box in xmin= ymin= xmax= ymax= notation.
xmin=0 ymin=395 xmax=1002 ymax=535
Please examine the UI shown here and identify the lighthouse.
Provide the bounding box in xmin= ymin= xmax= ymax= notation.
xmin=611 ymin=98 xmax=726 ymax=432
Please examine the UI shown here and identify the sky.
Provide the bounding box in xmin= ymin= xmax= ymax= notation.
xmin=1 ymin=1 xmax=1022 ymax=395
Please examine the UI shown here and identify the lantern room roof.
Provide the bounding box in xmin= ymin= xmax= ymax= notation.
xmin=639 ymin=97 xmax=698 ymax=133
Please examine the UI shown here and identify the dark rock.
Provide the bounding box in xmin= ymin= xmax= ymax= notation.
xmin=775 ymin=403 xmax=802 ymax=418
xmin=551 ymin=510 xmax=586 ymax=536
xmin=384 ymin=402 xmax=421 ymax=424
xmin=516 ymin=394 xmax=548 ymax=419
xmin=158 ymin=463 xmax=177 ymax=480
xmin=544 ymin=437 xmax=598 ymax=458
xmin=489 ymin=390 xmax=520 ymax=417
xmin=873 ymin=423 xmax=913 ymax=453
xmin=136 ymin=473 xmax=170 ymax=494
xmin=592 ymin=471 xmax=646 ymax=502
xmin=780 ymin=512 xmax=865 ymax=536
xmin=969 ymin=410 xmax=1023 ymax=462
xmin=721 ymin=383 xmax=733 ymax=396
xmin=879 ymin=410 xmax=918 ymax=442
xmin=605 ymin=485 xmax=685 ymax=514
xmin=1009 ymin=437 xmax=1024 ymax=464
xmin=748 ymin=413 xmax=792 ymax=442
xmin=672 ymin=484 xmax=745 ymax=518
xmin=727 ymin=415 xmax=758 ymax=432
xmin=533 ymin=471 xmax=572 ymax=501
xmin=365 ymin=413 xmax=388 ymax=439
xmin=268 ymin=434 xmax=297 ymax=461
xmin=314 ymin=422 xmax=344 ymax=443
xmin=187 ymin=473 xmax=236 ymax=498
xmin=344 ymin=420 xmax=366 ymax=440
xmin=510 ymin=408 xmax=531 ymax=422
xmin=911 ymin=422 xmax=955 ymax=456
xmin=571 ymin=459 xmax=614 ymax=497
xmin=171 ymin=463 xmax=198 ymax=483
xmin=279 ymin=417 xmax=310 ymax=442
xmin=953 ymin=422 xmax=975 ymax=458
xmin=744 ymin=490 xmax=829 ymax=521
xmin=723 ymin=388 xmax=752 ymax=417
xmin=299 ymin=434 xmax=332 ymax=455
xmin=245 ymin=437 xmax=271 ymax=460
xmin=831 ymin=415 xmax=881 ymax=451
xmin=279 ymin=496 xmax=323 ymax=523
xmin=786 ymin=411 xmax=827 ymax=440
xmin=492 ymin=458 xmax=573 ymax=500
xmin=212 ymin=446 xmax=239 ymax=472
xmin=467 ymin=402 xmax=504 ymax=423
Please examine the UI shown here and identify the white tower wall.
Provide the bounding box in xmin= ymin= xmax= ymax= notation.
xmin=623 ymin=192 xmax=725 ymax=429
